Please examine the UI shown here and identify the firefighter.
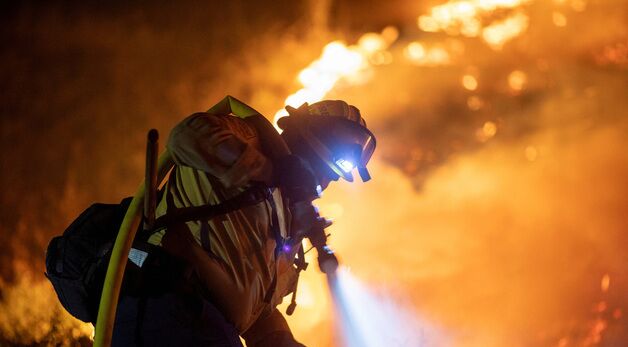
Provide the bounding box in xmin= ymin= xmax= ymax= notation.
xmin=111 ymin=96 xmax=376 ymax=347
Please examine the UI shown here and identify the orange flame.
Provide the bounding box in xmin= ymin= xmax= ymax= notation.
xmin=417 ymin=0 xmax=532 ymax=50
xmin=273 ymin=27 xmax=398 ymax=126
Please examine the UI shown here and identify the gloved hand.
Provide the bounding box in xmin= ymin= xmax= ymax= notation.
xmin=272 ymin=154 xmax=320 ymax=203
xmin=290 ymin=201 xmax=333 ymax=239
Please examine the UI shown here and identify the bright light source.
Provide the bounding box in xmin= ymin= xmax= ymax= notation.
xmin=336 ymin=158 xmax=356 ymax=173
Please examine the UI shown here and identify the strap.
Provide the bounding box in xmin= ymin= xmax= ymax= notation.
xmin=286 ymin=241 xmax=308 ymax=315
xmin=262 ymin=193 xmax=285 ymax=304
xmin=151 ymin=184 xmax=272 ymax=231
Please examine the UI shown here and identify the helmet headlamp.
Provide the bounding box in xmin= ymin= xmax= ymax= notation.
xmin=335 ymin=158 xmax=356 ymax=173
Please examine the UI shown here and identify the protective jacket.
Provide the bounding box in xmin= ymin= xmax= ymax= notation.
xmin=147 ymin=97 xmax=299 ymax=335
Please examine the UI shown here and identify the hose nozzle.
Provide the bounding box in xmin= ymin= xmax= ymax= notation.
xmin=316 ymin=245 xmax=338 ymax=274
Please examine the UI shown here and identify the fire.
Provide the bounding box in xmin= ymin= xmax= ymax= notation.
xmin=481 ymin=11 xmax=529 ymax=50
xmin=273 ymin=27 xmax=398 ymax=125
xmin=600 ymin=274 xmax=610 ymax=292
xmin=476 ymin=120 xmax=498 ymax=142
xmin=417 ymin=0 xmax=531 ymax=50
xmin=403 ymin=41 xmax=451 ymax=66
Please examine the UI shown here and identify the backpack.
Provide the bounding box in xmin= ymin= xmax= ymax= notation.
xmin=45 ymin=185 xmax=271 ymax=323
xmin=45 ymin=198 xmax=132 ymax=323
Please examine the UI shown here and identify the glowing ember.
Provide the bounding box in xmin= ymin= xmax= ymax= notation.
xmin=595 ymin=301 xmax=608 ymax=313
xmin=404 ymin=42 xmax=451 ymax=66
xmin=594 ymin=42 xmax=628 ymax=67
xmin=462 ymin=74 xmax=479 ymax=90
xmin=525 ymin=145 xmax=538 ymax=161
xmin=404 ymin=41 xmax=426 ymax=60
xmin=482 ymin=11 xmax=529 ymax=50
xmin=613 ymin=309 xmax=622 ymax=320
xmin=552 ymin=11 xmax=568 ymax=27
xmin=508 ymin=70 xmax=527 ymax=91
xmin=476 ymin=121 xmax=498 ymax=142
xmin=583 ymin=318 xmax=608 ymax=345
xmin=601 ymin=274 xmax=610 ymax=292
xmin=358 ymin=33 xmax=386 ymax=54
xmin=467 ymin=95 xmax=484 ymax=110
xmin=380 ymin=26 xmax=400 ymax=44
xmin=483 ymin=121 xmax=497 ymax=137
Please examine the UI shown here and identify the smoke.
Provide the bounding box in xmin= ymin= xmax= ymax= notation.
xmin=313 ymin=120 xmax=628 ymax=346
xmin=279 ymin=1 xmax=628 ymax=346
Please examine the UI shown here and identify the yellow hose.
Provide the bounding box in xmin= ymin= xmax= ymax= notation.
xmin=94 ymin=150 xmax=174 ymax=347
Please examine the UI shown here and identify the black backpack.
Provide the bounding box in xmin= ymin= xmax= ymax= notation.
xmin=45 ymin=185 xmax=272 ymax=323
xmin=45 ymin=198 xmax=132 ymax=323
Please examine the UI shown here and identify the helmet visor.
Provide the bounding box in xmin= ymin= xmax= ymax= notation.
xmin=308 ymin=117 xmax=376 ymax=182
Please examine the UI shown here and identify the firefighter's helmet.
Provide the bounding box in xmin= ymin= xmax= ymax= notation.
xmin=277 ymin=100 xmax=376 ymax=182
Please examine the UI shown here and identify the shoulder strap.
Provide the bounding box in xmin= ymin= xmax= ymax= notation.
xmin=150 ymin=184 xmax=272 ymax=231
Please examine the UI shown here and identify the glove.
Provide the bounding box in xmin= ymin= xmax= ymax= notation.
xmin=290 ymin=201 xmax=333 ymax=239
xmin=273 ymin=155 xmax=320 ymax=203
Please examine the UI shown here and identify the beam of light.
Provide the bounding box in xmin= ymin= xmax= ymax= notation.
xmin=326 ymin=268 xmax=447 ymax=347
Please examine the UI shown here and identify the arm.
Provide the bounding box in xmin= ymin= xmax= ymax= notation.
xmin=167 ymin=112 xmax=273 ymax=188
xmin=242 ymin=308 xmax=305 ymax=347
